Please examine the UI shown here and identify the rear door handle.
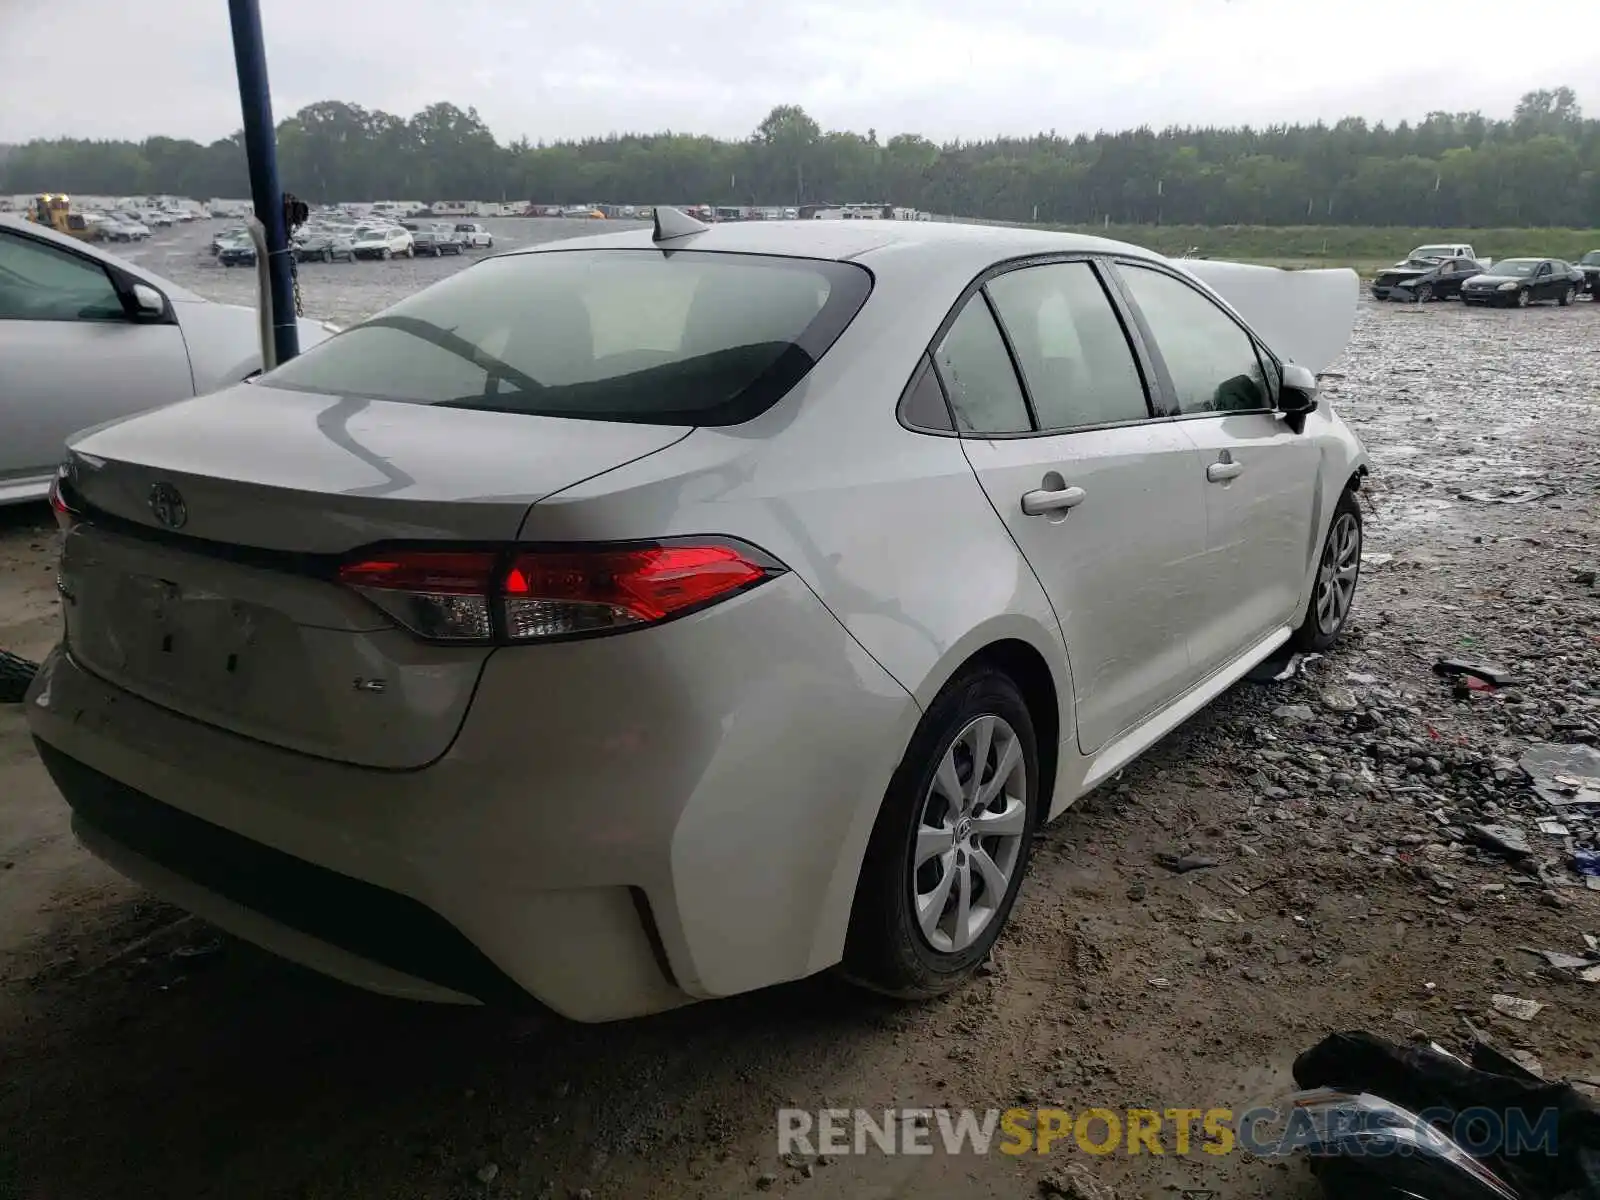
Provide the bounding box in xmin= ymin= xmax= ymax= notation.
xmin=1021 ymin=486 xmax=1087 ymax=516
xmin=1206 ymin=461 xmax=1244 ymax=483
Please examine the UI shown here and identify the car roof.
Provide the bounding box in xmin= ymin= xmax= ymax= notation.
xmin=0 ymin=213 xmax=206 ymax=302
xmin=505 ymin=217 xmax=1163 ymax=275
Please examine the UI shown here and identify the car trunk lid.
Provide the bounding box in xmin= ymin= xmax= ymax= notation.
xmin=58 ymin=383 xmax=690 ymax=767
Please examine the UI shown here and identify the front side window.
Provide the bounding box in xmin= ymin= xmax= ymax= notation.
xmin=260 ymin=249 xmax=871 ymax=426
xmin=0 ymin=230 xmax=124 ymax=322
xmin=985 ymin=261 xmax=1150 ymax=431
xmin=932 ymin=296 xmax=1032 ymax=435
xmin=1117 ymin=265 xmax=1270 ymax=416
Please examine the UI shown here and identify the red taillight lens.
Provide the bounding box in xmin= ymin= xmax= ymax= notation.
xmin=503 ymin=544 xmax=769 ymax=639
xmin=47 ymin=470 xmax=81 ymax=530
xmin=337 ymin=551 xmax=498 ymax=642
xmin=337 ymin=541 xmax=779 ymax=644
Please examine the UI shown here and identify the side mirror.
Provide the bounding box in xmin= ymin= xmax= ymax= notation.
xmin=1277 ymin=363 xmax=1318 ymax=417
xmin=130 ymin=282 xmax=165 ymax=318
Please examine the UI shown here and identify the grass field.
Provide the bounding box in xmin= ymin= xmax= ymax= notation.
xmin=1025 ymin=223 xmax=1600 ymax=273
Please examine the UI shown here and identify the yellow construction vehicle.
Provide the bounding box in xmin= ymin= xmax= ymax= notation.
xmin=26 ymin=194 xmax=101 ymax=241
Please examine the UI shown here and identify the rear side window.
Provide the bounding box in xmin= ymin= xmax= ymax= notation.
xmin=1117 ymin=264 xmax=1271 ymax=416
xmin=259 ymin=249 xmax=872 ymax=425
xmin=932 ymin=297 xmax=1031 ymax=435
xmin=986 ymin=261 xmax=1151 ymax=431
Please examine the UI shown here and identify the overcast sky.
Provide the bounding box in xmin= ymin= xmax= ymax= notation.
xmin=4 ymin=0 xmax=1599 ymax=145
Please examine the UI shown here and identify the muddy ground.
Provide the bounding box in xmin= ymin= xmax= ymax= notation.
xmin=3 ymin=223 xmax=1599 ymax=1200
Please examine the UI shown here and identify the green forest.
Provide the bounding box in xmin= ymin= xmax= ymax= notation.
xmin=4 ymin=88 xmax=1599 ymax=229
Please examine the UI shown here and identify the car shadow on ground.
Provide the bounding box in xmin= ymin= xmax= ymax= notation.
xmin=2 ymin=901 xmax=910 ymax=1197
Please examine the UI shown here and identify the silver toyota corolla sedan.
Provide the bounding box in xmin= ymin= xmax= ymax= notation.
xmin=27 ymin=214 xmax=1368 ymax=1021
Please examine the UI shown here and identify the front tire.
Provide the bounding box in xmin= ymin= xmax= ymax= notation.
xmin=381 ymin=248 xmax=391 ymax=261
xmin=1292 ymin=488 xmax=1362 ymax=652
xmin=1516 ymin=289 xmax=1530 ymax=308
xmin=844 ymin=667 xmax=1039 ymax=999
xmin=322 ymin=247 xmax=333 ymax=263
xmin=1414 ymin=283 xmax=1433 ymax=302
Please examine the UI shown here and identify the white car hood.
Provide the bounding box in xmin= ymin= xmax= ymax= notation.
xmin=1172 ymin=259 xmax=1358 ymax=375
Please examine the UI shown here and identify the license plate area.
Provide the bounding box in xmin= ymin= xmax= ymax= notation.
xmin=113 ymin=574 xmax=276 ymax=711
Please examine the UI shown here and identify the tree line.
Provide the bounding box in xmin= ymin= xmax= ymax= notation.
xmin=4 ymin=88 xmax=1599 ymax=229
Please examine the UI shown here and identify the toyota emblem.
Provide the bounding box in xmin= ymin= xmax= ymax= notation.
xmin=148 ymin=482 xmax=188 ymax=530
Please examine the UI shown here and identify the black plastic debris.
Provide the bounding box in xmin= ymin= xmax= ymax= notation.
xmin=1293 ymin=1030 xmax=1600 ymax=1200
xmin=0 ymin=649 xmax=38 ymax=704
xmin=1435 ymin=658 xmax=1524 ymax=689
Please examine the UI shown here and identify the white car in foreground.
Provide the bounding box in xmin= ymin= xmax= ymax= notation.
xmin=29 ymin=213 xmax=1366 ymax=1021
xmin=0 ymin=215 xmax=332 ymax=505
xmin=350 ymin=225 xmax=414 ymax=260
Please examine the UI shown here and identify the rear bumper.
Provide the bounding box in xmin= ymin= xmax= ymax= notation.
xmin=27 ymin=573 xmax=917 ymax=1021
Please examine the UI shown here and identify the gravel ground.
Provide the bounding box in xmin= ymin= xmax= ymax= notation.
xmin=2 ymin=224 xmax=1599 ymax=1200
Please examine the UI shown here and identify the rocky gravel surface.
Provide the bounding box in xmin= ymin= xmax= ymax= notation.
xmin=1 ymin=227 xmax=1598 ymax=1199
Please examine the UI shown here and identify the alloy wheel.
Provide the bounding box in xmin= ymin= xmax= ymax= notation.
xmin=1315 ymin=511 xmax=1361 ymax=637
xmin=911 ymin=714 xmax=1028 ymax=954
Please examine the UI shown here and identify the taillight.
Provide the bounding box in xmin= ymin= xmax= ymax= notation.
xmin=336 ymin=539 xmax=782 ymax=644
xmin=47 ymin=468 xmax=82 ymax=530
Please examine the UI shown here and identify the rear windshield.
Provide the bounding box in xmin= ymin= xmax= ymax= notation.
xmin=258 ymin=249 xmax=873 ymax=425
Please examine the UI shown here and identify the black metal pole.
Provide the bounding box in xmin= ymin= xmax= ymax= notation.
xmin=227 ymin=0 xmax=298 ymax=363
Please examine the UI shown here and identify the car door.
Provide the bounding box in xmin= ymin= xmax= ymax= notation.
xmin=1531 ymin=261 xmax=1554 ymax=301
xmin=944 ymin=258 xmax=1211 ymax=754
xmin=0 ymin=226 xmax=193 ymax=499
xmin=1107 ymin=260 xmax=1319 ymax=681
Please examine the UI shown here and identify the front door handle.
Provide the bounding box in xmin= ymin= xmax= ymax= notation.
xmin=1021 ymin=485 xmax=1087 ymax=516
xmin=1206 ymin=460 xmax=1244 ymax=483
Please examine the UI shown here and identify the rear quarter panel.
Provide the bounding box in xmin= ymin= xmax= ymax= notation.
xmin=516 ymin=246 xmax=1076 ymax=974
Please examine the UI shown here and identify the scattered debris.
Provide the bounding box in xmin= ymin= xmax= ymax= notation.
xmin=1456 ymin=486 xmax=1552 ymax=505
xmin=1489 ymin=994 xmax=1545 ymax=1021
xmin=1521 ymin=744 xmax=1600 ymax=808
xmin=1537 ymin=819 xmax=1572 ymax=837
xmin=475 ymin=1163 xmax=499 ymax=1185
xmin=1271 ymin=703 xmax=1316 ymax=723
xmin=1198 ymin=905 xmax=1244 ymax=923
xmin=1155 ymin=853 xmax=1216 ymax=874
xmin=1433 ymin=657 xmax=1522 ymax=688
xmin=1468 ymin=823 xmax=1532 ymax=858
xmin=1039 ymin=1160 xmax=1117 ymax=1200
xmin=1321 ymin=686 xmax=1360 ymax=713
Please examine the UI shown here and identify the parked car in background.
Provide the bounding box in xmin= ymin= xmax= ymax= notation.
xmin=25 ymin=214 xmax=1367 ymax=1022
xmin=102 ymin=214 xmax=150 ymax=242
xmin=1371 ymin=256 xmax=1484 ymax=302
xmin=1401 ymin=242 xmax=1487 ymax=267
xmin=217 ymin=235 xmax=257 ymax=267
xmin=1461 ymin=258 xmax=1584 ymax=307
xmin=294 ymin=228 xmax=356 ymax=263
xmin=454 ymin=222 xmax=494 ymax=249
xmin=351 ymin=225 xmax=414 ymax=260
xmin=1578 ymin=250 xmax=1600 ymax=297
xmin=210 ymin=226 xmax=247 ymax=256
xmin=0 ymin=214 xmax=331 ymax=505
xmin=402 ymin=222 xmax=465 ymax=256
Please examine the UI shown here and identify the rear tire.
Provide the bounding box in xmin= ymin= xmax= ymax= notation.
xmin=1292 ymin=488 xmax=1362 ymax=652
xmin=1560 ymin=286 xmax=1576 ymax=307
xmin=843 ymin=666 xmax=1039 ymax=999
